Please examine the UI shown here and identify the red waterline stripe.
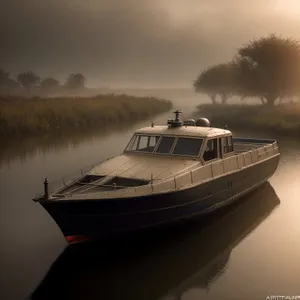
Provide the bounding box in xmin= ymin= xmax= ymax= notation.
xmin=65 ymin=235 xmax=89 ymax=244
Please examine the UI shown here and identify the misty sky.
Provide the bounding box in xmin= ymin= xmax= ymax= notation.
xmin=1 ymin=0 xmax=300 ymax=88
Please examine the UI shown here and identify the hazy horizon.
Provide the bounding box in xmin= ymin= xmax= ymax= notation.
xmin=1 ymin=0 xmax=300 ymax=88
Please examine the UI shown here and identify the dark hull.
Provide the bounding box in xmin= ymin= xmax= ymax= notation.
xmin=40 ymin=155 xmax=279 ymax=242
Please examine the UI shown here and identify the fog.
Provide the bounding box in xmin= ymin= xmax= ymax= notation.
xmin=1 ymin=0 xmax=300 ymax=88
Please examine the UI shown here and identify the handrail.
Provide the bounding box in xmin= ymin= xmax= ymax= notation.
xmin=155 ymin=143 xmax=279 ymax=192
xmin=33 ymin=156 xmax=114 ymax=200
xmin=33 ymin=141 xmax=279 ymax=201
xmin=233 ymin=137 xmax=277 ymax=144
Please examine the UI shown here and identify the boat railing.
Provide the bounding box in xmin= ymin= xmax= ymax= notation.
xmin=233 ymin=137 xmax=277 ymax=144
xmin=84 ymin=142 xmax=279 ymax=197
xmin=32 ymin=157 xmax=114 ymax=200
xmin=34 ymin=141 xmax=279 ymax=200
xmin=149 ymin=141 xmax=279 ymax=194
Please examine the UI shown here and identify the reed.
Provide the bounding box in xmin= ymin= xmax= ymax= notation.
xmin=195 ymin=103 xmax=300 ymax=136
xmin=0 ymin=94 xmax=172 ymax=137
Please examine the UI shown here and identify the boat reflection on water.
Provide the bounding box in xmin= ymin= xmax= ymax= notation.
xmin=30 ymin=183 xmax=280 ymax=300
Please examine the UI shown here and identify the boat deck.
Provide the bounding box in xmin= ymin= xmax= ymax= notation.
xmin=45 ymin=138 xmax=278 ymax=199
xmin=233 ymin=137 xmax=277 ymax=153
xmin=54 ymin=176 xmax=150 ymax=197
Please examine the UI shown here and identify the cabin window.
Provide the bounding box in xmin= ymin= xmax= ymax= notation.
xmin=219 ymin=139 xmax=223 ymax=158
xmin=203 ymin=139 xmax=218 ymax=161
xmin=227 ymin=136 xmax=234 ymax=152
xmin=172 ymin=138 xmax=203 ymax=156
xmin=223 ymin=137 xmax=229 ymax=154
xmin=125 ymin=135 xmax=137 ymax=151
xmin=156 ymin=136 xmax=176 ymax=154
xmin=222 ymin=136 xmax=234 ymax=154
xmin=125 ymin=135 xmax=160 ymax=152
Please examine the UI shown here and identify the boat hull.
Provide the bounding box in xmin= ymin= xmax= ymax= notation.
xmin=40 ymin=155 xmax=279 ymax=242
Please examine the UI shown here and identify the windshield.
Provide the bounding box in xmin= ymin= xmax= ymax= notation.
xmin=156 ymin=137 xmax=176 ymax=154
xmin=125 ymin=135 xmax=160 ymax=152
xmin=125 ymin=134 xmax=204 ymax=157
xmin=173 ymin=137 xmax=203 ymax=156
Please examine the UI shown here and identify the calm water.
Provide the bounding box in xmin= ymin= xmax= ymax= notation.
xmin=0 ymin=101 xmax=300 ymax=300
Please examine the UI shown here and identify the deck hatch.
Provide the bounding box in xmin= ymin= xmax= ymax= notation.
xmin=79 ymin=175 xmax=105 ymax=183
xmin=104 ymin=177 xmax=150 ymax=188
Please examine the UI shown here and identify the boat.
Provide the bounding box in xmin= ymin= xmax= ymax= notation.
xmin=31 ymin=183 xmax=280 ymax=300
xmin=33 ymin=110 xmax=280 ymax=243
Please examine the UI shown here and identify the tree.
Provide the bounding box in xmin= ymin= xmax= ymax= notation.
xmin=0 ymin=69 xmax=10 ymax=85
xmin=194 ymin=63 xmax=238 ymax=104
xmin=41 ymin=77 xmax=60 ymax=90
xmin=194 ymin=66 xmax=218 ymax=104
xmin=17 ymin=71 xmax=40 ymax=89
xmin=235 ymin=34 xmax=300 ymax=106
xmin=211 ymin=63 xmax=238 ymax=104
xmin=233 ymin=57 xmax=266 ymax=104
xmin=0 ymin=69 xmax=19 ymax=94
xmin=65 ymin=73 xmax=85 ymax=90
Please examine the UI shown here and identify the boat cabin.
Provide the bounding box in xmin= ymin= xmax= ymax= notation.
xmin=124 ymin=110 xmax=234 ymax=164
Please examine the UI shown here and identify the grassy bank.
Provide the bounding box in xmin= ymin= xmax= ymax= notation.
xmin=195 ymin=104 xmax=300 ymax=136
xmin=0 ymin=94 xmax=172 ymax=137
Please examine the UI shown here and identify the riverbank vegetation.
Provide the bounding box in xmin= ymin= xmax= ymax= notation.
xmin=195 ymin=103 xmax=300 ymax=136
xmin=0 ymin=94 xmax=172 ymax=137
xmin=193 ymin=34 xmax=300 ymax=135
xmin=194 ymin=34 xmax=300 ymax=106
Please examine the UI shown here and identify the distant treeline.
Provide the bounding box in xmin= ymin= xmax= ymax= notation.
xmin=0 ymin=69 xmax=86 ymax=97
xmin=194 ymin=34 xmax=300 ymax=106
xmin=0 ymin=94 xmax=172 ymax=137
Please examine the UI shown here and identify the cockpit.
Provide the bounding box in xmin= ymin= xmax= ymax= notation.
xmin=124 ymin=110 xmax=234 ymax=162
xmin=124 ymin=134 xmax=204 ymax=158
xmin=124 ymin=132 xmax=235 ymax=163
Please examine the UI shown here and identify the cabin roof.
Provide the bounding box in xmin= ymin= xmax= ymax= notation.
xmin=135 ymin=125 xmax=231 ymax=138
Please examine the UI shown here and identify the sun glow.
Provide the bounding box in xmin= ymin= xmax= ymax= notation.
xmin=276 ymin=0 xmax=300 ymax=14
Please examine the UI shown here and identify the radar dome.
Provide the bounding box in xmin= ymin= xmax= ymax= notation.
xmin=195 ymin=118 xmax=211 ymax=127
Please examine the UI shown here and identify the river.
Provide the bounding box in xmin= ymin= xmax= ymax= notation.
xmin=0 ymin=97 xmax=300 ymax=300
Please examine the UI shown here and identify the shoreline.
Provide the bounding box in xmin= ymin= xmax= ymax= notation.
xmin=0 ymin=94 xmax=173 ymax=138
xmin=194 ymin=104 xmax=300 ymax=137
